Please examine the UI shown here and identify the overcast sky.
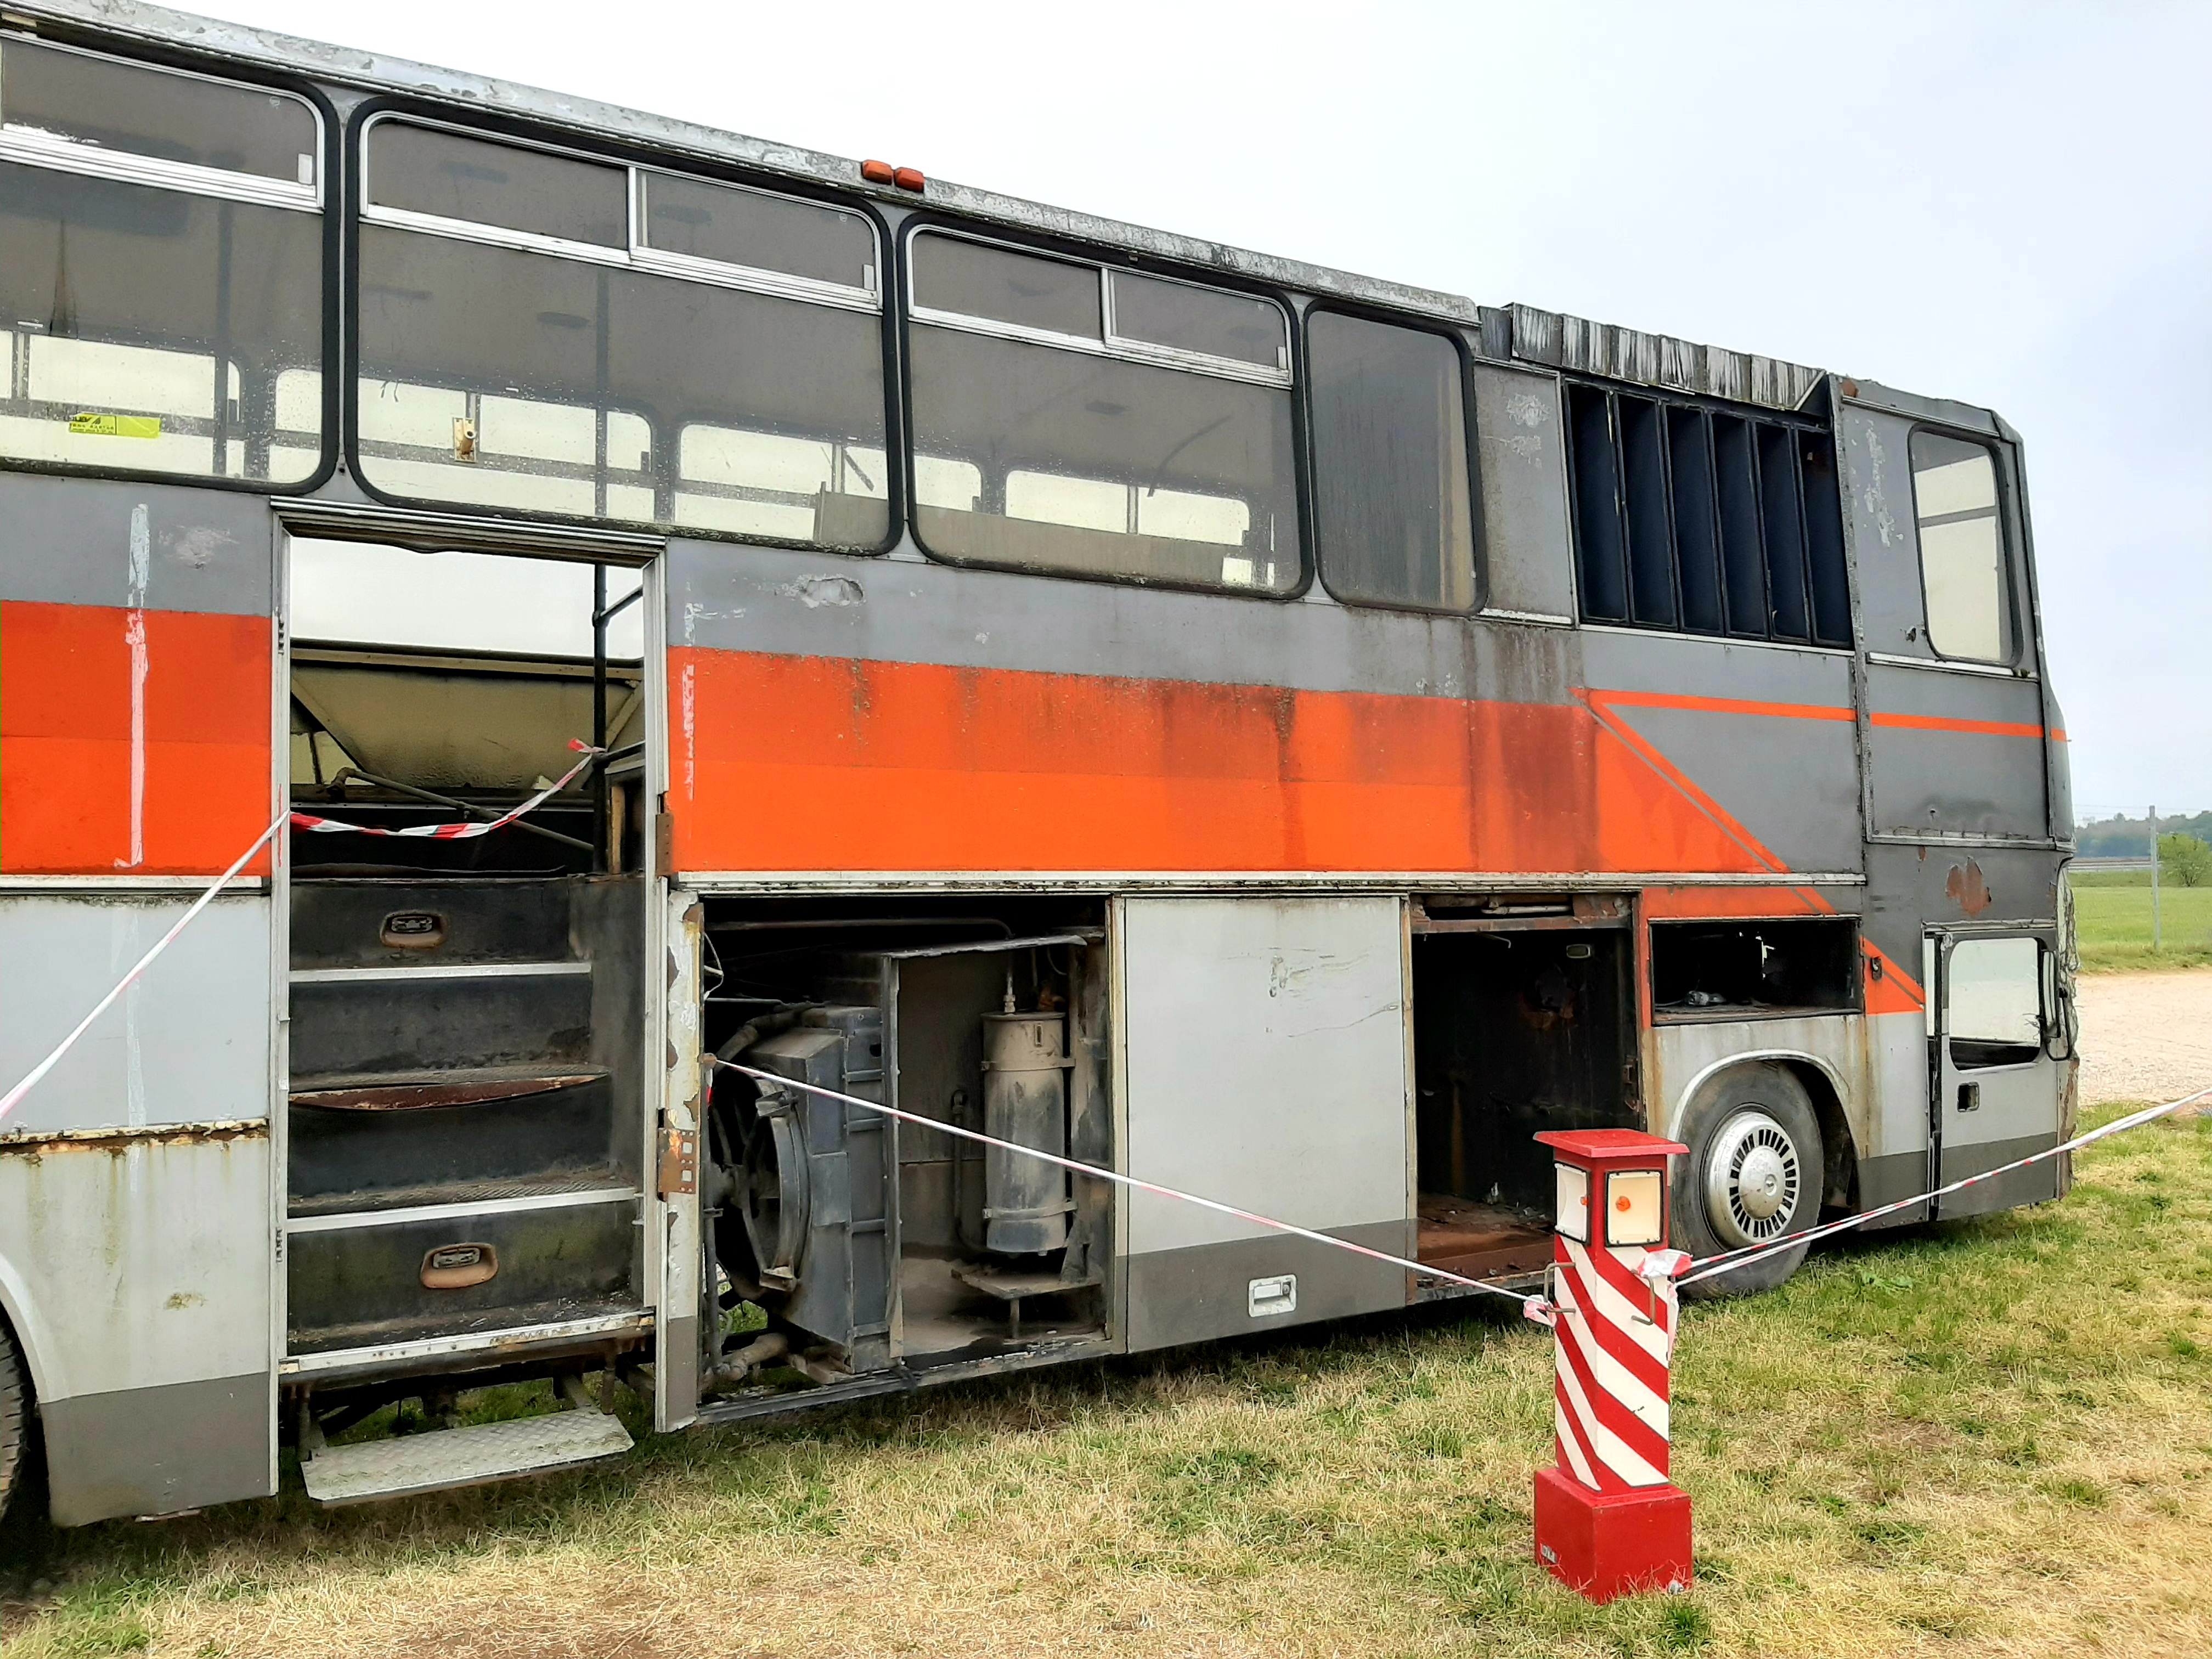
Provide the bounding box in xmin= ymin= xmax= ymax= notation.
xmin=196 ymin=0 xmax=2210 ymax=819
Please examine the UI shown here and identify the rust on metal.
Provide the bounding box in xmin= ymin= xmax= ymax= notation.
xmin=289 ymin=1074 xmax=601 ymax=1111
xmin=1946 ymin=860 xmax=1994 ymax=917
xmin=0 ymin=1119 xmax=267 ymax=1156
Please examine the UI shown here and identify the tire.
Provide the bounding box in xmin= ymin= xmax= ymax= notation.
xmin=1671 ymin=1063 xmax=1823 ymax=1300
xmin=0 ymin=1327 xmax=24 ymax=1523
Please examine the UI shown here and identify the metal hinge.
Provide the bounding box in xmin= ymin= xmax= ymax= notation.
xmin=656 ymin=1122 xmax=698 ymax=1198
xmin=654 ymin=811 xmax=675 ymax=871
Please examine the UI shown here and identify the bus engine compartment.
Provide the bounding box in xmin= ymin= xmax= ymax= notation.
xmin=693 ymin=900 xmax=1115 ymax=1402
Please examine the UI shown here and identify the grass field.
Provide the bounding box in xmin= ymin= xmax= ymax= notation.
xmin=3 ymin=1102 xmax=2210 ymax=1658
xmin=2072 ymin=871 xmax=2212 ymax=972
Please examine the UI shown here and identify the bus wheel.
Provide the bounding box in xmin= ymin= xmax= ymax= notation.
xmin=0 ymin=1326 xmax=24 ymax=1521
xmin=1671 ymin=1063 xmax=1822 ymax=1300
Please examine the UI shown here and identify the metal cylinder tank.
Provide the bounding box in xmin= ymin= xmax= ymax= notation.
xmin=979 ymin=1011 xmax=1070 ymax=1255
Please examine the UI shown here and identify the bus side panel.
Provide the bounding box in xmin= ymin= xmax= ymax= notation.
xmin=1117 ymin=895 xmax=1410 ymax=1352
xmin=0 ymin=474 xmax=275 ymax=877
xmin=0 ymin=891 xmax=275 ymax=1522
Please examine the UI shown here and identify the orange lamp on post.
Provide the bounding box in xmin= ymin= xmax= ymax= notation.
xmin=1529 ymin=1128 xmax=1694 ymax=1603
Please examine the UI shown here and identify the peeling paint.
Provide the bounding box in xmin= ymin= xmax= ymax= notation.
xmin=776 ymin=574 xmax=864 ymax=609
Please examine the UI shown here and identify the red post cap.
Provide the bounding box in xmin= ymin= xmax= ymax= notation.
xmin=1534 ymin=1128 xmax=1689 ymax=1168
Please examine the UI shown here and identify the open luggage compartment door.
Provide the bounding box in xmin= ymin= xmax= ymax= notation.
xmin=1119 ymin=896 xmax=1412 ymax=1351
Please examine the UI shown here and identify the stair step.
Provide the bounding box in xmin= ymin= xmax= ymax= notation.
xmin=290 ymin=1066 xmax=607 ymax=1113
xmin=289 ymin=968 xmax=595 ymax=1077
xmin=302 ymin=1408 xmax=632 ymax=1505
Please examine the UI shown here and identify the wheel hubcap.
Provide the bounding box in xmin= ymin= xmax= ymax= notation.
xmin=1703 ymin=1109 xmax=1803 ymax=1249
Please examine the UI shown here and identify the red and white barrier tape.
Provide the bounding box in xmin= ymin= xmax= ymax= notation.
xmin=0 ymin=810 xmax=287 ymax=1126
xmin=290 ymin=741 xmax=602 ymax=840
xmin=713 ymin=1059 xmax=1539 ymax=1305
xmin=1677 ymin=1084 xmax=2212 ymax=1288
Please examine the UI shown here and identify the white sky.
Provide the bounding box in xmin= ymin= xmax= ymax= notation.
xmin=193 ymin=0 xmax=2210 ymax=817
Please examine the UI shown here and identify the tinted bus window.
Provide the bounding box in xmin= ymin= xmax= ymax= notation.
xmin=368 ymin=121 xmax=624 ymax=247
xmin=1307 ymin=312 xmax=1475 ymax=612
xmin=640 ymin=173 xmax=874 ymax=290
xmin=0 ymin=37 xmax=318 ymax=184
xmin=1909 ymin=430 xmax=2008 ymax=663
xmin=354 ymin=121 xmax=889 ymax=546
xmin=907 ymin=232 xmax=1297 ymax=594
xmin=0 ymin=41 xmax=324 ymax=484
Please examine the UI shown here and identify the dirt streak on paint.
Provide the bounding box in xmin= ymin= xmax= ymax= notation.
xmin=119 ymin=504 xmax=150 ymax=870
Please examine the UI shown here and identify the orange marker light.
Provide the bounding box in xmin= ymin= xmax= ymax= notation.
xmin=893 ymin=166 xmax=926 ymax=193
xmin=860 ymin=159 xmax=895 ymax=185
xmin=1615 ymin=1194 xmax=1632 ymax=1212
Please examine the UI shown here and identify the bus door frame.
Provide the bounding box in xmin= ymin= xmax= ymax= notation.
xmin=1922 ymin=922 xmax=2062 ymax=1220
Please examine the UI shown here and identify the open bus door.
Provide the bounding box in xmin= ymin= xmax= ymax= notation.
xmin=1926 ymin=927 xmax=2063 ymax=1218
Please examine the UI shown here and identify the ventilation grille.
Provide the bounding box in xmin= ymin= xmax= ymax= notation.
xmin=1565 ymin=381 xmax=1850 ymax=648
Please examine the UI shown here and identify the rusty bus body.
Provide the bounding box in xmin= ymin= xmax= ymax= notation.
xmin=0 ymin=1 xmax=2075 ymax=1522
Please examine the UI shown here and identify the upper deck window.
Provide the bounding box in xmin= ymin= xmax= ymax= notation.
xmin=368 ymin=121 xmax=624 ymax=247
xmin=905 ymin=230 xmax=1297 ymax=594
xmin=1565 ymin=381 xmax=1850 ymax=649
xmin=0 ymin=37 xmax=325 ymax=484
xmin=355 ymin=119 xmax=889 ymax=547
xmin=1307 ymin=312 xmax=1476 ymax=612
xmin=1909 ymin=431 xmax=2010 ymax=664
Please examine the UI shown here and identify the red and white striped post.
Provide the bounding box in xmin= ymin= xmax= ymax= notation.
xmin=1529 ymin=1128 xmax=1694 ymax=1602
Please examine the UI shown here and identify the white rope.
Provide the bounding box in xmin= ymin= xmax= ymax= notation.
xmin=713 ymin=1059 xmax=1538 ymax=1305
xmin=1679 ymin=1084 xmax=2212 ymax=1286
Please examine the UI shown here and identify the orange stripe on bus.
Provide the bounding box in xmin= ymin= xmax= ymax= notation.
xmin=668 ymin=649 xmax=1775 ymax=877
xmin=1585 ymin=689 xmax=1855 ymax=724
xmin=1867 ymin=711 xmax=2047 ymax=739
xmin=0 ymin=601 xmax=272 ymax=876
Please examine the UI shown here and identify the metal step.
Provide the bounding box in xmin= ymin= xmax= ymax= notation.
xmin=289 ymin=966 xmax=596 ymax=1076
xmin=301 ymin=1408 xmax=632 ymax=1505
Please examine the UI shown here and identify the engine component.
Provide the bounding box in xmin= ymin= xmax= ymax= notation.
xmin=980 ymin=1007 xmax=1071 ymax=1255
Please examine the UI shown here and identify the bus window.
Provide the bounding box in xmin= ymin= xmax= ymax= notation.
xmin=906 ymin=230 xmax=1299 ymax=594
xmin=640 ymin=173 xmax=875 ymax=290
xmin=0 ymin=37 xmax=319 ymax=183
xmin=1945 ymin=936 xmax=2043 ymax=1069
xmin=0 ymin=38 xmax=324 ymax=484
xmin=1307 ymin=312 xmax=1476 ymax=612
xmin=368 ymin=120 xmax=624 ymax=247
xmin=354 ymin=120 xmax=890 ymax=549
xmin=676 ymin=426 xmax=885 ymax=542
xmin=1909 ymin=431 xmax=2009 ymax=664
xmin=1565 ymin=378 xmax=1851 ymax=649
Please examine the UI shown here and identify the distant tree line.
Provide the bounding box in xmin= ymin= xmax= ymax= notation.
xmin=2075 ymin=810 xmax=2212 ymax=859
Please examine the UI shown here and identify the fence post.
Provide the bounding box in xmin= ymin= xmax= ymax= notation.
xmin=2151 ymin=805 xmax=2162 ymax=952
xmin=1530 ymin=1128 xmax=1695 ymax=1603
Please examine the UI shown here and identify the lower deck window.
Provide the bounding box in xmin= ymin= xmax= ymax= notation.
xmin=1651 ymin=916 xmax=1861 ymax=1019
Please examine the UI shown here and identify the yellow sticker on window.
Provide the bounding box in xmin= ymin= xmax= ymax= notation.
xmin=68 ymin=413 xmax=162 ymax=439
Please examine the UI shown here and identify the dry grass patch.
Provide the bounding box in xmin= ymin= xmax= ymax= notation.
xmin=3 ymin=1104 xmax=2211 ymax=1658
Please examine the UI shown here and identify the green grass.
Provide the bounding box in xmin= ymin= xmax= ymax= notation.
xmin=2071 ymin=875 xmax=2212 ymax=972
xmin=4 ymin=1105 xmax=2212 ymax=1657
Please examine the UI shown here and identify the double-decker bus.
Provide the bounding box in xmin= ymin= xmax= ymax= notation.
xmin=0 ymin=0 xmax=2076 ymax=1523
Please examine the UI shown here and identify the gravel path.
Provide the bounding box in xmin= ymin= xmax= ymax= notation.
xmin=2078 ymin=969 xmax=2212 ymax=1107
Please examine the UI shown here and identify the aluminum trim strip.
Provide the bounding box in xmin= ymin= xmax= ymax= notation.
xmin=289 ymin=961 xmax=591 ymax=984
xmin=1865 ymin=651 xmax=2035 ymax=681
xmin=0 ymin=126 xmax=321 ymax=208
xmin=280 ymin=1310 xmax=654 ymax=1374
xmin=674 ymin=870 xmax=1867 ymax=894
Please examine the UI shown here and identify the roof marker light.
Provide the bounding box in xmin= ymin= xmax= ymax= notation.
xmin=860 ymin=159 xmax=895 ymax=185
xmin=892 ymin=167 xmax=926 ymax=193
